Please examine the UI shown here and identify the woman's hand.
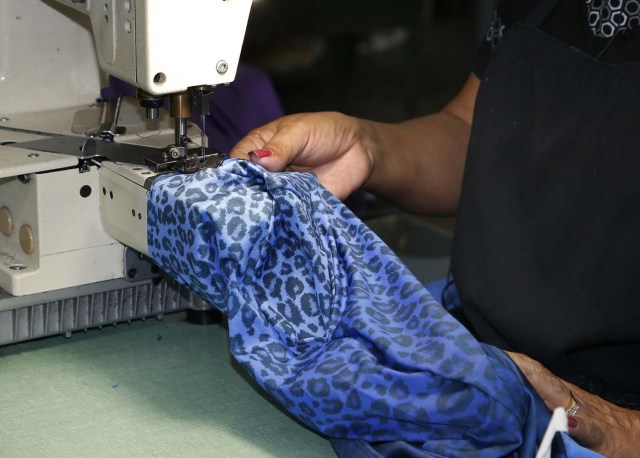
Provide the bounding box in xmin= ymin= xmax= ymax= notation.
xmin=507 ymin=351 xmax=640 ymax=457
xmin=231 ymin=74 xmax=479 ymax=214
xmin=230 ymin=112 xmax=375 ymax=200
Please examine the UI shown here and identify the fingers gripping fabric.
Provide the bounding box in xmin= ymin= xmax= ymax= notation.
xmin=148 ymin=160 xmax=531 ymax=456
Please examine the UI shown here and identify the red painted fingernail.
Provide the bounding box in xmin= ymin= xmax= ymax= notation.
xmin=567 ymin=416 xmax=578 ymax=428
xmin=249 ymin=149 xmax=272 ymax=160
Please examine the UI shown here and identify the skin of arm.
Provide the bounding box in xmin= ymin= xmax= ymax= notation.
xmin=362 ymin=73 xmax=479 ymax=215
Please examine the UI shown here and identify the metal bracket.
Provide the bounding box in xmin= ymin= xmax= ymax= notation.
xmin=84 ymin=97 xmax=127 ymax=141
xmin=13 ymin=135 xmax=154 ymax=166
xmin=13 ymin=135 xmax=224 ymax=174
xmin=145 ymin=147 xmax=224 ymax=174
xmin=123 ymin=247 xmax=164 ymax=282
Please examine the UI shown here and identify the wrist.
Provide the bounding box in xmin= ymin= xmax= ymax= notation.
xmin=597 ymin=402 xmax=640 ymax=457
xmin=358 ymin=119 xmax=395 ymax=195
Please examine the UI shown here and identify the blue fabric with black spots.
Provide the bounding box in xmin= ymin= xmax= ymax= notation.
xmin=147 ymin=159 xmax=597 ymax=457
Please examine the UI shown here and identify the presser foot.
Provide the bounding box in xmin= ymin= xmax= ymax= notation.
xmin=144 ymin=144 xmax=224 ymax=174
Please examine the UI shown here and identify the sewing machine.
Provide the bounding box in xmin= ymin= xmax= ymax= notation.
xmin=0 ymin=0 xmax=252 ymax=344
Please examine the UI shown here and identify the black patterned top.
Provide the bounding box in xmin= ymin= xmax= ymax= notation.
xmin=474 ymin=0 xmax=640 ymax=76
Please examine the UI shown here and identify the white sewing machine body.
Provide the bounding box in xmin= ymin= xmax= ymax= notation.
xmin=0 ymin=0 xmax=251 ymax=342
xmin=0 ymin=101 xmax=170 ymax=296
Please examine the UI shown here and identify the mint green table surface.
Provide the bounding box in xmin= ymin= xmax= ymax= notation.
xmin=0 ymin=312 xmax=335 ymax=458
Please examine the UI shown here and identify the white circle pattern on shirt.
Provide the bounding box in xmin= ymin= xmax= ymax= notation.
xmin=486 ymin=10 xmax=506 ymax=49
xmin=586 ymin=0 xmax=640 ymax=38
xmin=486 ymin=0 xmax=640 ymax=48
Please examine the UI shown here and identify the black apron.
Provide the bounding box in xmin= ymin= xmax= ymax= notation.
xmin=452 ymin=0 xmax=640 ymax=403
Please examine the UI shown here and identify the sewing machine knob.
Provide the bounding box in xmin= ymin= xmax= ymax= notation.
xmin=0 ymin=206 xmax=13 ymax=236
xmin=19 ymin=225 xmax=36 ymax=255
xmin=137 ymin=90 xmax=164 ymax=121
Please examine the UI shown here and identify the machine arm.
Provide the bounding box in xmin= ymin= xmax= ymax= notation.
xmin=52 ymin=0 xmax=252 ymax=96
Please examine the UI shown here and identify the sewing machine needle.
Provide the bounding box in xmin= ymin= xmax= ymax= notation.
xmin=200 ymin=95 xmax=206 ymax=159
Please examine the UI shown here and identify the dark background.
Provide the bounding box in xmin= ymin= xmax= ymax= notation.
xmin=242 ymin=0 xmax=496 ymax=122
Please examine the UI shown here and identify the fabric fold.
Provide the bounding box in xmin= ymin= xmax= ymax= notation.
xmin=147 ymin=159 xmax=597 ymax=457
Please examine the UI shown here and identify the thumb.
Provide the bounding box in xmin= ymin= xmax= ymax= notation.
xmin=229 ymin=123 xmax=275 ymax=160
xmin=246 ymin=135 xmax=309 ymax=173
xmin=230 ymin=116 xmax=310 ymax=172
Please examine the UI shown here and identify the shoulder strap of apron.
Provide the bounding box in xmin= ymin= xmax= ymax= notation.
xmin=525 ymin=0 xmax=563 ymax=28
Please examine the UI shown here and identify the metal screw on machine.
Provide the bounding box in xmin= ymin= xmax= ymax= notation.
xmin=169 ymin=146 xmax=184 ymax=159
xmin=0 ymin=117 xmax=9 ymax=122
xmin=216 ymin=60 xmax=229 ymax=75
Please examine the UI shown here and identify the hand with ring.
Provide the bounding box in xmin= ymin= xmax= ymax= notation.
xmin=506 ymin=351 xmax=640 ymax=457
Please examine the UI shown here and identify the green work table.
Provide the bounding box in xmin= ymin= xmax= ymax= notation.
xmin=0 ymin=313 xmax=335 ymax=457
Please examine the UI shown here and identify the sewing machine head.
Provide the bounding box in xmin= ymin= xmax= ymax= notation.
xmin=53 ymin=0 xmax=250 ymax=96
xmin=2 ymin=0 xmax=251 ymax=170
xmin=70 ymin=0 xmax=249 ymax=94
xmin=0 ymin=0 xmax=252 ymax=297
xmin=62 ymin=0 xmax=252 ymax=170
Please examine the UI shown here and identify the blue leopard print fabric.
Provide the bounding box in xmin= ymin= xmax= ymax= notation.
xmin=147 ymin=159 xmax=595 ymax=457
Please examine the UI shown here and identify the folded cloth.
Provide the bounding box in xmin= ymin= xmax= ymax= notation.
xmin=147 ymin=159 xmax=599 ymax=457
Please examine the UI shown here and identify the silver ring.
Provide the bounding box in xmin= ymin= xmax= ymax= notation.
xmin=566 ymin=392 xmax=580 ymax=417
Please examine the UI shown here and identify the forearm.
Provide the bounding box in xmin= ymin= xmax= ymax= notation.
xmin=361 ymin=110 xmax=471 ymax=216
xmin=359 ymin=74 xmax=479 ymax=216
xmin=231 ymin=74 xmax=479 ymax=212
